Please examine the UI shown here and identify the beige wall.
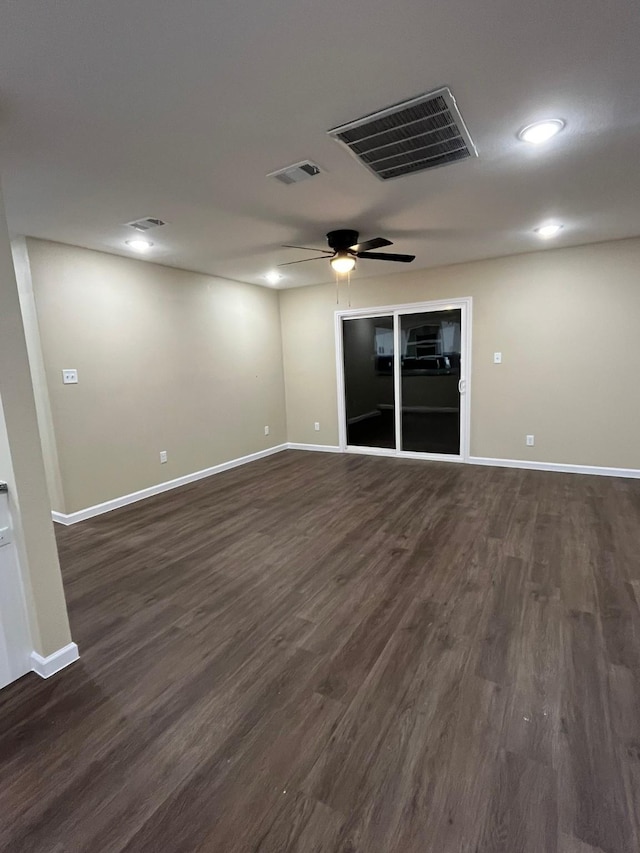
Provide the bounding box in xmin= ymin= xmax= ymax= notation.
xmin=21 ymin=235 xmax=640 ymax=524
xmin=280 ymin=237 xmax=640 ymax=469
xmin=26 ymin=239 xmax=287 ymax=513
xmin=0 ymin=189 xmax=73 ymax=659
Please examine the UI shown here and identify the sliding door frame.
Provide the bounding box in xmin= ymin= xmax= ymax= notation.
xmin=335 ymin=297 xmax=472 ymax=462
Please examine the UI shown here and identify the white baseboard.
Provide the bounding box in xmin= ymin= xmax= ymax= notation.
xmin=52 ymin=444 xmax=288 ymax=525
xmin=31 ymin=642 xmax=79 ymax=678
xmin=52 ymin=443 xmax=639 ymax=527
xmin=286 ymin=443 xmax=342 ymax=453
xmin=469 ymin=456 xmax=640 ymax=479
xmin=341 ymin=445 xmax=395 ymax=457
xmin=287 ymin=446 xmax=640 ymax=478
xmin=286 ymin=446 xmax=639 ymax=479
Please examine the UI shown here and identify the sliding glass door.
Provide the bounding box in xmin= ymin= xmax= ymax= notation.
xmin=338 ymin=300 xmax=469 ymax=460
xmin=399 ymin=308 xmax=462 ymax=454
xmin=343 ymin=315 xmax=395 ymax=448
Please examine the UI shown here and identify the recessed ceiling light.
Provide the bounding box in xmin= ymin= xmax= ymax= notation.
xmin=518 ymin=119 xmax=565 ymax=144
xmin=535 ymin=223 xmax=563 ymax=239
xmin=264 ymin=271 xmax=283 ymax=284
xmin=126 ymin=238 xmax=153 ymax=252
xmin=330 ymin=251 xmax=356 ymax=274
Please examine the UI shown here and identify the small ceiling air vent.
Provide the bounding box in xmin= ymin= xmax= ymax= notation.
xmin=328 ymin=87 xmax=477 ymax=180
xmin=267 ymin=160 xmax=322 ymax=186
xmin=124 ymin=217 xmax=166 ymax=232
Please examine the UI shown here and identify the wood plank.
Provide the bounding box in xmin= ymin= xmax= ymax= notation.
xmin=557 ymin=610 xmax=637 ymax=852
xmin=478 ymin=749 xmax=558 ymax=853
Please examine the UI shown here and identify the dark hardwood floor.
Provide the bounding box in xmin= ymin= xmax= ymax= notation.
xmin=1 ymin=450 xmax=640 ymax=852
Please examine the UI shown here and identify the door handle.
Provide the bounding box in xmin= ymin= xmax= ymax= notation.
xmin=458 ymin=378 xmax=466 ymax=394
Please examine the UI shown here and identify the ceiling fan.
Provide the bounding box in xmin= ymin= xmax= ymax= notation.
xmin=279 ymin=229 xmax=415 ymax=274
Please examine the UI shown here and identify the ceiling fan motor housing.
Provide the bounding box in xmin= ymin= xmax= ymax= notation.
xmin=327 ymin=229 xmax=359 ymax=251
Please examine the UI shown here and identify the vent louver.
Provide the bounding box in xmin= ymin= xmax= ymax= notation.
xmin=328 ymin=87 xmax=476 ymax=180
xmin=267 ymin=160 xmax=322 ymax=185
xmin=125 ymin=217 xmax=166 ymax=232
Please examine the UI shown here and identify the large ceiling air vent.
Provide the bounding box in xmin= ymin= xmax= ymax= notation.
xmin=267 ymin=160 xmax=322 ymax=186
xmin=328 ymin=87 xmax=477 ymax=180
xmin=125 ymin=217 xmax=166 ymax=232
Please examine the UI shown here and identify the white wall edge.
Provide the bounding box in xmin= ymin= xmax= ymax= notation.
xmin=31 ymin=641 xmax=79 ymax=678
xmin=469 ymin=456 xmax=640 ymax=479
xmin=286 ymin=443 xmax=342 ymax=453
xmin=52 ymin=444 xmax=289 ymax=525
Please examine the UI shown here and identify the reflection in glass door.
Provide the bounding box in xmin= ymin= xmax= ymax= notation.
xmin=399 ymin=309 xmax=462 ymax=454
xmin=343 ymin=315 xmax=395 ymax=449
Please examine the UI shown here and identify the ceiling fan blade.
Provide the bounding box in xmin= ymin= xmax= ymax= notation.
xmin=278 ymin=256 xmax=326 ymax=266
xmin=282 ymin=244 xmax=333 ymax=254
xmin=357 ymin=251 xmax=416 ymax=263
xmin=350 ymin=237 xmax=392 ymax=252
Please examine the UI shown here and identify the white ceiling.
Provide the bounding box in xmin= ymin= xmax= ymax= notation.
xmin=0 ymin=0 xmax=639 ymax=289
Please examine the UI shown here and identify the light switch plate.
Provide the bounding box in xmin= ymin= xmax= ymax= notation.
xmin=62 ymin=369 xmax=78 ymax=384
xmin=493 ymin=352 xmax=502 ymax=364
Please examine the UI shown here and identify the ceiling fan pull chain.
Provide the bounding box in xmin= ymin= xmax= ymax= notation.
xmin=335 ymin=270 xmax=339 ymax=304
xmin=347 ymin=269 xmax=351 ymax=307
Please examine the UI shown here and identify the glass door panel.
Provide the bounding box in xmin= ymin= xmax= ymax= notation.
xmin=343 ymin=316 xmax=395 ymax=449
xmin=399 ymin=309 xmax=461 ymax=454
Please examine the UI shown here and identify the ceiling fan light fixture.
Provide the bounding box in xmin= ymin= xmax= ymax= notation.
xmin=330 ymin=251 xmax=356 ymax=274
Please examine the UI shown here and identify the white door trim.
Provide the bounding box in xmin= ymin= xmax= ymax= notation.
xmin=393 ymin=310 xmax=402 ymax=452
xmin=335 ymin=297 xmax=472 ymax=462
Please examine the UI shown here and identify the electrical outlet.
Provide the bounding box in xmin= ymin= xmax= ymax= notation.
xmin=264 ymin=425 xmax=270 ymax=436
xmin=0 ymin=526 xmax=12 ymax=547
xmin=493 ymin=352 xmax=502 ymax=364
xmin=62 ymin=369 xmax=78 ymax=384
xmin=160 ymin=450 xmax=168 ymax=463
xmin=526 ymin=435 xmax=535 ymax=447
xmin=314 ymin=422 xmax=320 ymax=431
